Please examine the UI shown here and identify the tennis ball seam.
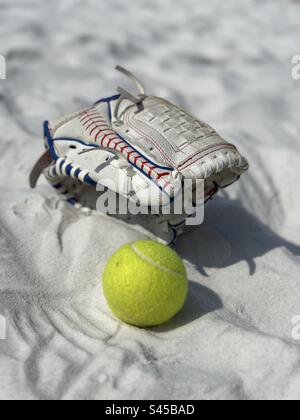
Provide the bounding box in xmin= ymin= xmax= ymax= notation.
xmin=131 ymin=243 xmax=184 ymax=276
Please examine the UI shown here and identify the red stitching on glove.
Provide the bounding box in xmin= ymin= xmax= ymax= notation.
xmin=90 ymin=124 xmax=111 ymax=136
xmin=80 ymin=108 xmax=172 ymax=188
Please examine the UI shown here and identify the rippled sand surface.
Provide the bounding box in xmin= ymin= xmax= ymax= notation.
xmin=0 ymin=0 xmax=300 ymax=400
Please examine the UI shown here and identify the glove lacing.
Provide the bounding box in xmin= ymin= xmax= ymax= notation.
xmin=114 ymin=66 xmax=147 ymax=125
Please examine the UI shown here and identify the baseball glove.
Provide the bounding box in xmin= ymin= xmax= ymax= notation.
xmin=30 ymin=66 xmax=249 ymax=244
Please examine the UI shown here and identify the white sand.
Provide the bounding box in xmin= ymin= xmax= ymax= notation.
xmin=1 ymin=0 xmax=300 ymax=400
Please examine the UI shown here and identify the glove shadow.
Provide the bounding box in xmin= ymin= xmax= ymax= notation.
xmin=175 ymin=197 xmax=300 ymax=276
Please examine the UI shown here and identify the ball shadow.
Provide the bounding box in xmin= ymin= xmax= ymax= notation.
xmin=153 ymin=281 xmax=223 ymax=333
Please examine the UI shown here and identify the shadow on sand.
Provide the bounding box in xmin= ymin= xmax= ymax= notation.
xmin=154 ymin=281 xmax=223 ymax=333
xmin=175 ymin=197 xmax=300 ymax=276
xmin=155 ymin=196 xmax=300 ymax=332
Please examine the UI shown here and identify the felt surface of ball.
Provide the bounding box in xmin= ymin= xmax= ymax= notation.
xmin=103 ymin=240 xmax=188 ymax=327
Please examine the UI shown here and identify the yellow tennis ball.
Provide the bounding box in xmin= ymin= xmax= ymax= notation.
xmin=103 ymin=240 xmax=188 ymax=327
